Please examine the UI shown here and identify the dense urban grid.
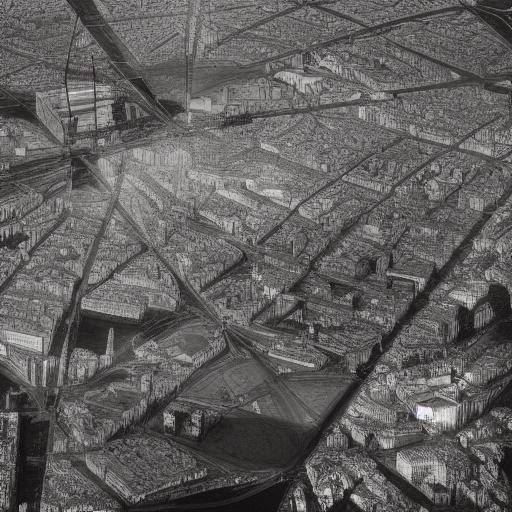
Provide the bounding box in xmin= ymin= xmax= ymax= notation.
xmin=1 ymin=0 xmax=512 ymax=511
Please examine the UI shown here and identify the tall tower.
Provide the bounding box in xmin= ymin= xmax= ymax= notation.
xmin=106 ymin=327 xmax=114 ymax=357
xmin=99 ymin=327 xmax=114 ymax=369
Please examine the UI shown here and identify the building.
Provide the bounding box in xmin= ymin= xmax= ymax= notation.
xmin=0 ymin=328 xmax=44 ymax=354
xmin=36 ymin=83 xmax=115 ymax=139
xmin=40 ymin=456 xmax=121 ymax=512
xmin=396 ymin=444 xmax=470 ymax=501
xmin=0 ymin=412 xmax=19 ymax=512
xmin=85 ymin=435 xmax=208 ymax=503
xmin=163 ymin=402 xmax=221 ymax=441
xmin=81 ymin=295 xmax=147 ymax=322
xmin=326 ymin=427 xmax=349 ymax=449
xmin=415 ymin=396 xmax=460 ymax=431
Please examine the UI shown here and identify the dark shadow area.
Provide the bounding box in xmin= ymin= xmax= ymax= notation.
xmin=144 ymin=481 xmax=289 ymax=512
xmin=16 ymin=415 xmax=49 ymax=512
xmin=0 ymin=232 xmax=29 ymax=250
xmin=501 ymin=447 xmax=512 ymax=486
xmin=76 ymin=313 xmax=143 ymax=355
xmin=170 ymin=414 xmax=311 ymax=471
xmin=159 ymin=98 xmax=185 ymax=117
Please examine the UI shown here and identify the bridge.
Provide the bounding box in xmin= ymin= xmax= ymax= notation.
xmin=65 ymin=0 xmax=181 ymax=126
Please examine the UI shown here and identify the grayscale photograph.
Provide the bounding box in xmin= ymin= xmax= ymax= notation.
xmin=0 ymin=0 xmax=512 ymax=511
